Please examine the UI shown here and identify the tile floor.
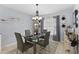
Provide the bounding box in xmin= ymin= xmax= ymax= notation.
xmin=1 ymin=37 xmax=77 ymax=54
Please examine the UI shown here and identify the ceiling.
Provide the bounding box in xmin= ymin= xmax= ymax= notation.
xmin=1 ymin=4 xmax=74 ymax=16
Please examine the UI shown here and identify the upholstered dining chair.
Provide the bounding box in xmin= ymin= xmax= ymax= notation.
xmin=38 ymin=32 xmax=50 ymax=53
xmin=15 ymin=32 xmax=33 ymax=53
xmin=25 ymin=30 xmax=30 ymax=37
xmin=42 ymin=29 xmax=47 ymax=34
xmin=39 ymin=29 xmax=47 ymax=39
xmin=25 ymin=30 xmax=32 ymax=42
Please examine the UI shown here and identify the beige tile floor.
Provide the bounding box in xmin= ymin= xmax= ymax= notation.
xmin=1 ymin=37 xmax=76 ymax=54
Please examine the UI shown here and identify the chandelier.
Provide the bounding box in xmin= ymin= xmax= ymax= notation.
xmin=32 ymin=4 xmax=42 ymax=21
xmin=32 ymin=4 xmax=42 ymax=35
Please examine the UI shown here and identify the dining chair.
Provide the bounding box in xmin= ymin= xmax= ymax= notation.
xmin=25 ymin=30 xmax=30 ymax=37
xmin=39 ymin=29 xmax=47 ymax=39
xmin=25 ymin=30 xmax=33 ymax=42
xmin=38 ymin=32 xmax=50 ymax=53
xmin=42 ymin=29 xmax=47 ymax=34
xmin=15 ymin=32 xmax=33 ymax=53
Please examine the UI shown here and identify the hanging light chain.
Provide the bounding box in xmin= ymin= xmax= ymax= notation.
xmin=36 ymin=4 xmax=39 ymax=16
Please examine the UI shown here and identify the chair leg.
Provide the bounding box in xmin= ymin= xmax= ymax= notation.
xmin=39 ymin=46 xmax=46 ymax=54
xmin=38 ymin=44 xmax=50 ymax=54
xmin=43 ymin=46 xmax=50 ymax=54
xmin=38 ymin=46 xmax=43 ymax=54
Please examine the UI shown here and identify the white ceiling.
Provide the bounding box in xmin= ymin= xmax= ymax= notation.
xmin=1 ymin=4 xmax=74 ymax=16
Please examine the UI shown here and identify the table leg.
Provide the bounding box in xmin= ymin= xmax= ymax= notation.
xmin=33 ymin=42 xmax=36 ymax=54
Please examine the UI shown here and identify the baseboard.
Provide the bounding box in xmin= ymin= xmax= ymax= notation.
xmin=1 ymin=42 xmax=17 ymax=53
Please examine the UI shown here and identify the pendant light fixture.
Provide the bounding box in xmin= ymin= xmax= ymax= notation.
xmin=32 ymin=4 xmax=42 ymax=35
xmin=32 ymin=4 xmax=42 ymax=21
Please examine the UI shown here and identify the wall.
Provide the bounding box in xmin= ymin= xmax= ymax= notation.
xmin=0 ymin=5 xmax=33 ymax=50
xmin=43 ymin=6 xmax=74 ymax=41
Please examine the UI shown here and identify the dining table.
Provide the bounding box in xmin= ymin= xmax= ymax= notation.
xmin=23 ymin=33 xmax=45 ymax=54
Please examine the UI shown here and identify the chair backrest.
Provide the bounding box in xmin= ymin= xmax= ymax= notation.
xmin=15 ymin=32 xmax=24 ymax=52
xmin=43 ymin=29 xmax=47 ymax=33
xmin=44 ymin=32 xmax=50 ymax=47
xmin=25 ymin=30 xmax=30 ymax=37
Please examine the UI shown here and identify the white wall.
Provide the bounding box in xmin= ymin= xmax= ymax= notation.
xmin=0 ymin=5 xmax=33 ymax=49
xmin=43 ymin=6 xmax=74 ymax=41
